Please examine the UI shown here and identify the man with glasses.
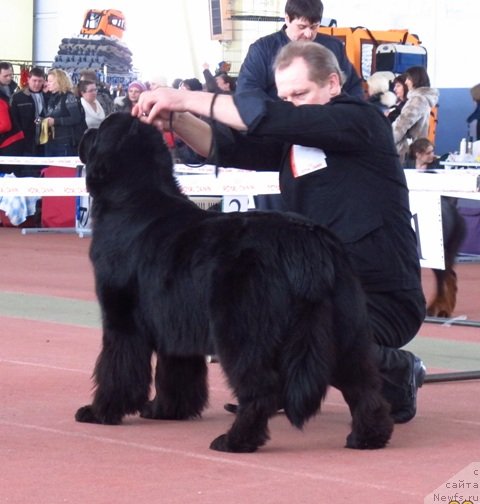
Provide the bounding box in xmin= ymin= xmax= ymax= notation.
xmin=236 ymin=0 xmax=363 ymax=100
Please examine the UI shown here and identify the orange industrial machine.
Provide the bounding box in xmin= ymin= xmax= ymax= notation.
xmin=80 ymin=9 xmax=126 ymax=39
xmin=52 ymin=9 xmax=134 ymax=84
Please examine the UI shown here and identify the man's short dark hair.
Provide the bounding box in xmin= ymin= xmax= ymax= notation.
xmin=29 ymin=67 xmax=45 ymax=79
xmin=285 ymin=0 xmax=323 ymax=24
xmin=0 ymin=61 xmax=13 ymax=72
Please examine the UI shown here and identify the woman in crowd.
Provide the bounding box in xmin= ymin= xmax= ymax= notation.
xmin=78 ymin=80 xmax=105 ymax=129
xmin=114 ymin=81 xmax=146 ymax=113
xmin=179 ymin=78 xmax=203 ymax=91
xmin=44 ymin=68 xmax=86 ymax=156
xmin=202 ymin=63 xmax=236 ymax=94
xmin=467 ymin=82 xmax=480 ymax=141
xmin=388 ymin=73 xmax=409 ymax=123
xmin=404 ymin=137 xmax=440 ymax=170
xmin=392 ymin=66 xmax=439 ymax=163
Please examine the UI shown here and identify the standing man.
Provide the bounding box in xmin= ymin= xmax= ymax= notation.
xmin=135 ymin=41 xmax=426 ymax=424
xmin=237 ymin=0 xmax=364 ymax=209
xmin=0 ymin=62 xmax=25 ymax=173
xmin=236 ymin=0 xmax=364 ymax=100
xmin=0 ymin=62 xmax=18 ymax=100
xmin=10 ymin=67 xmax=47 ymax=157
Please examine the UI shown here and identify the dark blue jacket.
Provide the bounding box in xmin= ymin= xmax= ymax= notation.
xmin=236 ymin=26 xmax=364 ymax=100
xmin=10 ymin=88 xmax=47 ymax=155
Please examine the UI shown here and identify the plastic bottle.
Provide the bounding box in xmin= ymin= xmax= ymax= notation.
xmin=459 ymin=138 xmax=467 ymax=157
xmin=467 ymin=136 xmax=474 ymax=154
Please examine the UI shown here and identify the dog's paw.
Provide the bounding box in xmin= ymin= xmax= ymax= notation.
xmin=209 ymin=434 xmax=258 ymax=453
xmin=75 ymin=405 xmax=101 ymax=423
xmin=140 ymin=400 xmax=173 ymax=420
xmin=140 ymin=400 xmax=156 ymax=419
xmin=75 ymin=405 xmax=122 ymax=425
xmin=140 ymin=400 xmax=201 ymax=420
xmin=345 ymin=430 xmax=390 ymax=450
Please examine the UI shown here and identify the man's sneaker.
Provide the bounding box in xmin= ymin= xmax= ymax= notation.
xmin=391 ymin=355 xmax=426 ymax=424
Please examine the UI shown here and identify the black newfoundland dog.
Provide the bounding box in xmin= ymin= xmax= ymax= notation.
xmin=75 ymin=113 xmax=393 ymax=453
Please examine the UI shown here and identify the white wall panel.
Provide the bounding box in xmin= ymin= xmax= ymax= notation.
xmin=1 ymin=0 xmax=477 ymax=89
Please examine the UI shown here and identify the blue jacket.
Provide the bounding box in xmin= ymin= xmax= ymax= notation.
xmin=236 ymin=27 xmax=364 ymax=100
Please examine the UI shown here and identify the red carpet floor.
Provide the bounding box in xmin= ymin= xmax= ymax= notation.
xmin=1 ymin=228 xmax=479 ymax=503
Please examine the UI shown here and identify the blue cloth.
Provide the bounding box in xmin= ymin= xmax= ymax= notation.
xmin=0 ymin=173 xmax=40 ymax=225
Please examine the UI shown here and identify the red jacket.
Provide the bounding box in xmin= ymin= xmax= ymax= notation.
xmin=0 ymin=95 xmax=25 ymax=150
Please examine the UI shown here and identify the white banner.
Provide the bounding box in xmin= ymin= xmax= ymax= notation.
xmin=409 ymin=192 xmax=444 ymax=269
xmin=2 ymin=160 xmax=479 ymax=269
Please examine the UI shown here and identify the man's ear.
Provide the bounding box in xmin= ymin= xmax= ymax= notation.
xmin=329 ymin=72 xmax=342 ymax=96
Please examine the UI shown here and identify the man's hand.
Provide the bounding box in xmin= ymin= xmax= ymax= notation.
xmin=132 ymin=88 xmax=186 ymax=132
xmin=133 ymin=88 xmax=186 ymax=122
xmin=132 ymin=86 xmax=246 ymax=134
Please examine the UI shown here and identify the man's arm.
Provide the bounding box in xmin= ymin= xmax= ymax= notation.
xmin=135 ymin=88 xmax=249 ymax=158
xmin=135 ymin=88 xmax=247 ymax=132
xmin=339 ymin=56 xmax=364 ymax=99
xmin=170 ymin=112 xmax=213 ymax=157
xmin=9 ymin=94 xmax=21 ymax=130
xmin=235 ymin=39 xmax=275 ymax=99
xmin=316 ymin=34 xmax=364 ymax=100
xmin=202 ymin=65 xmax=220 ymax=93
xmin=134 ymin=89 xmax=284 ymax=170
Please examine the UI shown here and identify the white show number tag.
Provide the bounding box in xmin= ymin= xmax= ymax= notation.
xmin=290 ymin=145 xmax=327 ymax=177
xmin=222 ymin=195 xmax=249 ymax=212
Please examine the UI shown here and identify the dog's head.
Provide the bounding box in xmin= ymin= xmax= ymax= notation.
xmin=79 ymin=113 xmax=174 ymax=199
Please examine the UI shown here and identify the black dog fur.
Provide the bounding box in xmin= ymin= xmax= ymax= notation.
xmin=75 ymin=113 xmax=394 ymax=453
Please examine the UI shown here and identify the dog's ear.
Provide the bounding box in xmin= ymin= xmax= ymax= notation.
xmin=78 ymin=128 xmax=98 ymax=164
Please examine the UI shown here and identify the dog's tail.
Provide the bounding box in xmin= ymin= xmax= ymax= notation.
xmin=281 ymin=299 xmax=335 ymax=429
